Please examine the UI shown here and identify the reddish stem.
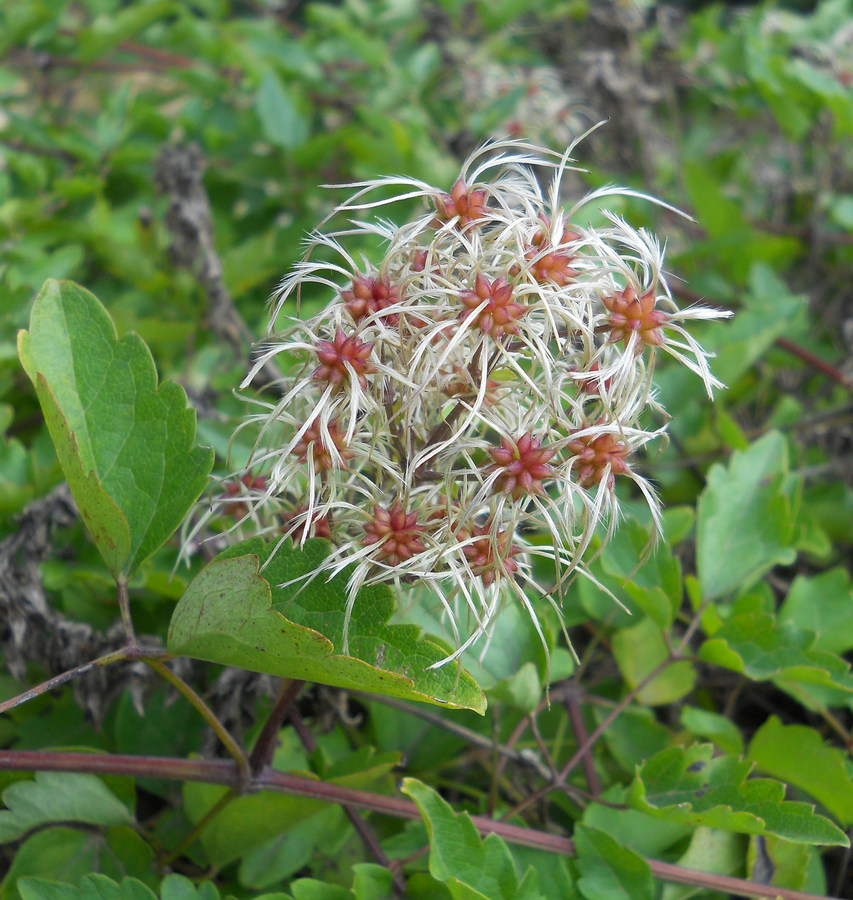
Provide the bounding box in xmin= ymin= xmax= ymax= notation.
xmin=0 ymin=749 xmax=838 ymax=900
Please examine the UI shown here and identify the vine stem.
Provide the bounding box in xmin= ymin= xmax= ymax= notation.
xmin=249 ymin=678 xmax=304 ymax=774
xmin=0 ymin=644 xmax=168 ymax=716
xmin=142 ymin=659 xmax=250 ymax=785
xmin=501 ymin=653 xmax=680 ymax=822
xmin=117 ymin=577 xmax=136 ymax=641
xmin=0 ymin=749 xmax=838 ymax=900
xmin=289 ymin=708 xmax=407 ymax=898
xmin=159 ymin=788 xmax=236 ymax=867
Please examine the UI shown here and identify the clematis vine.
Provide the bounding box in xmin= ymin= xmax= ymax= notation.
xmin=203 ymin=133 xmax=730 ymax=667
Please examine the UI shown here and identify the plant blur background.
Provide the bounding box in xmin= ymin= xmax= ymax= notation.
xmin=2 ymin=0 xmax=853 ymax=897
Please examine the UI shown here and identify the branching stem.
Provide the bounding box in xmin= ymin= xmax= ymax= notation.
xmin=0 ymin=748 xmax=838 ymax=900
xmin=143 ymin=659 xmax=250 ymax=785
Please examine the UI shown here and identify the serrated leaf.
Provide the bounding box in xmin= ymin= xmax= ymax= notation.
xmin=402 ymin=779 xmax=540 ymax=900
xmin=168 ymin=539 xmax=485 ymax=711
xmin=748 ymin=717 xmax=853 ymax=826
xmin=573 ymin=825 xmax=654 ymax=900
xmin=698 ymin=609 xmax=853 ymax=694
xmin=0 ymin=827 xmax=156 ymax=900
xmin=17 ymin=876 xmax=213 ymax=900
xmin=697 ymin=431 xmax=798 ymax=600
xmin=17 ymin=280 xmax=213 ymax=579
xmin=0 ymin=772 xmax=131 ymax=842
xmin=628 ymin=744 xmax=848 ymax=845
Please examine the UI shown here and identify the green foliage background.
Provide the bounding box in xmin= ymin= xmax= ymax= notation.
xmin=2 ymin=0 xmax=853 ymax=897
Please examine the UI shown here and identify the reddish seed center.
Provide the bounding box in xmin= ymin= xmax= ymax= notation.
xmin=567 ymin=424 xmax=631 ymax=489
xmin=341 ymin=274 xmax=402 ymax=323
xmin=313 ymin=329 xmax=375 ymax=390
xmin=362 ymin=503 xmax=425 ymax=566
xmin=487 ymin=432 xmax=556 ymax=500
xmin=433 ymin=178 xmax=489 ymax=226
xmin=458 ymin=521 xmax=521 ymax=587
xmin=459 ymin=274 xmax=527 ymax=340
xmin=290 ymin=419 xmax=353 ymax=471
xmin=602 ymin=284 xmax=669 ymax=351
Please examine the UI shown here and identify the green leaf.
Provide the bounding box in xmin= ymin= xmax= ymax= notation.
xmin=255 ymin=72 xmax=308 ymax=150
xmin=698 ymin=608 xmax=853 ymax=695
xmin=582 ymin=790 xmax=692 ymax=860
xmin=18 ymin=875 xmax=157 ymax=900
xmin=661 ymin=828 xmax=745 ymax=900
xmin=0 ymin=773 xmax=132 ymax=842
xmin=0 ymin=827 xmax=156 ymax=900
xmin=573 ymin=825 xmax=654 ymax=900
xmin=748 ymin=717 xmax=853 ymax=826
xmin=707 ymin=264 xmax=808 ymax=387
xmin=16 ymin=875 xmax=217 ymax=900
xmin=239 ymin=807 xmax=344 ymax=889
xmin=17 ymin=280 xmax=213 ymax=579
xmin=779 ymin=568 xmax=853 ymax=655
xmin=680 ymin=706 xmax=744 ymax=756
xmin=76 ymin=0 xmax=176 ymax=62
xmin=168 ymin=539 xmax=485 ymax=711
xmin=628 ymin=744 xmax=848 ymax=845
xmin=402 ymin=779 xmax=538 ymax=900
xmin=697 ymin=431 xmax=798 ymax=600
xmin=289 ymin=882 xmax=350 ymax=900
xmin=185 ymin=734 xmax=396 ymax=866
xmin=747 ymin=835 xmax=811 ymax=893
xmin=351 ymin=864 xmax=394 ymax=900
xmin=611 ymin=618 xmax=696 ymax=706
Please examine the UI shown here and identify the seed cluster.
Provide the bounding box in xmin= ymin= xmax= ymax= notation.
xmin=234 ymin=138 xmax=728 ymax=663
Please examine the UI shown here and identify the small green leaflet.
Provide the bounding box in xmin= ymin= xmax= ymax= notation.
xmin=168 ymin=538 xmax=485 ymax=712
xmin=402 ymin=778 xmax=544 ymax=900
xmin=17 ymin=280 xmax=213 ymax=580
xmin=628 ymin=744 xmax=848 ymax=846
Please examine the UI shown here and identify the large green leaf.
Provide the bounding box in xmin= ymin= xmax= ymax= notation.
xmin=628 ymin=744 xmax=848 ymax=845
xmin=17 ymin=280 xmax=213 ymax=579
xmin=168 ymin=538 xmax=485 ymax=711
xmin=697 ymin=431 xmax=798 ymax=600
xmin=402 ymin=778 xmax=544 ymax=900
